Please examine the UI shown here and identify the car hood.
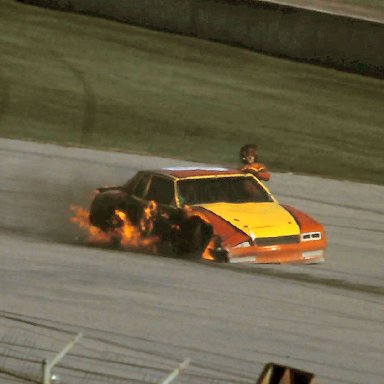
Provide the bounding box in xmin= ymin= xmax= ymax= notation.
xmin=198 ymin=202 xmax=300 ymax=239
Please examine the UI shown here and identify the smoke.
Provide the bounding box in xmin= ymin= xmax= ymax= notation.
xmin=0 ymin=143 xmax=133 ymax=244
xmin=0 ymin=140 xmax=194 ymax=245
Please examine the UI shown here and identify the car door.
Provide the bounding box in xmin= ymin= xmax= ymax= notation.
xmin=141 ymin=174 xmax=179 ymax=237
xmin=123 ymin=172 xmax=151 ymax=225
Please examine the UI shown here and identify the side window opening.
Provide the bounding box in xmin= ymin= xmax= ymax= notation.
xmin=123 ymin=173 xmax=140 ymax=192
xmin=145 ymin=176 xmax=175 ymax=205
xmin=131 ymin=174 xmax=150 ymax=199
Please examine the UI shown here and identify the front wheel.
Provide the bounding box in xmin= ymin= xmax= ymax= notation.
xmin=174 ymin=218 xmax=213 ymax=256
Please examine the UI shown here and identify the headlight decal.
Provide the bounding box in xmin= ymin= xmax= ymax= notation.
xmin=301 ymin=232 xmax=322 ymax=241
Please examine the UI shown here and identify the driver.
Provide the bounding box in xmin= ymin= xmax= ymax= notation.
xmin=239 ymin=144 xmax=270 ymax=181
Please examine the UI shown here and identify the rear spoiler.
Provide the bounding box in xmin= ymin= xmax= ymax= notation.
xmin=97 ymin=186 xmax=122 ymax=193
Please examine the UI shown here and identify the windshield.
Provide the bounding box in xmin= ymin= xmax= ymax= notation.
xmin=177 ymin=176 xmax=273 ymax=206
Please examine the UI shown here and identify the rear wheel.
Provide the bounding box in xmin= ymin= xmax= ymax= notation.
xmin=89 ymin=192 xmax=123 ymax=231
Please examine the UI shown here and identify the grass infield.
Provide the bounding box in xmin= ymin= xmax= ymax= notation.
xmin=0 ymin=0 xmax=383 ymax=184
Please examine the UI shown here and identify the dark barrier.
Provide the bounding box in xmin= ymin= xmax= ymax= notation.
xmin=18 ymin=0 xmax=384 ymax=77
xmin=256 ymin=362 xmax=316 ymax=384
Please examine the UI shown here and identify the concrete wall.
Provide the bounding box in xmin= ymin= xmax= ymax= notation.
xmin=20 ymin=0 xmax=384 ymax=77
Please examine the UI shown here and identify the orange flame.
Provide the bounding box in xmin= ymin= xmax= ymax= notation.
xmin=139 ymin=200 xmax=158 ymax=235
xmin=201 ymin=237 xmax=215 ymax=261
xmin=70 ymin=205 xmax=111 ymax=244
xmin=70 ymin=204 xmax=158 ymax=251
xmin=115 ymin=209 xmax=158 ymax=250
xmin=184 ymin=206 xmax=210 ymax=224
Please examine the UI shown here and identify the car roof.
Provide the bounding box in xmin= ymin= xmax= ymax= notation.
xmin=153 ymin=167 xmax=244 ymax=179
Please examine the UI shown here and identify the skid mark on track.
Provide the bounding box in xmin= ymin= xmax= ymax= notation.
xmin=3 ymin=224 xmax=383 ymax=299
xmin=47 ymin=48 xmax=97 ymax=143
xmin=0 ymin=145 xmax=131 ymax=169
xmin=203 ymin=261 xmax=384 ymax=297
xmin=0 ymin=68 xmax=10 ymax=122
xmin=279 ymin=193 xmax=384 ymax=216
xmin=325 ymin=222 xmax=384 ymax=234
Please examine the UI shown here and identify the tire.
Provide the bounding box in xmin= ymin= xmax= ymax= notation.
xmin=89 ymin=192 xmax=122 ymax=231
xmin=175 ymin=217 xmax=213 ymax=255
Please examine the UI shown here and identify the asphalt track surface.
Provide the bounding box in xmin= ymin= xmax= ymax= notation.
xmin=1 ymin=138 xmax=384 ymax=384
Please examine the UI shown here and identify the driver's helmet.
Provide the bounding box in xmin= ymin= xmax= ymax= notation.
xmin=240 ymin=144 xmax=258 ymax=164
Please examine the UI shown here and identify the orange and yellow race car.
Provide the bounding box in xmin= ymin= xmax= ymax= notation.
xmin=87 ymin=167 xmax=326 ymax=264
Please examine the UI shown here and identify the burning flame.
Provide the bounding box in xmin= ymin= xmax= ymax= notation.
xmin=115 ymin=209 xmax=158 ymax=249
xmin=139 ymin=200 xmax=158 ymax=235
xmin=70 ymin=204 xmax=158 ymax=251
xmin=184 ymin=205 xmax=209 ymax=224
xmin=70 ymin=199 xmax=218 ymax=260
xmin=201 ymin=237 xmax=215 ymax=261
xmin=70 ymin=205 xmax=111 ymax=244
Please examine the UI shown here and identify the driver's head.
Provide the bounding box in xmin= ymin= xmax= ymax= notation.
xmin=240 ymin=144 xmax=258 ymax=164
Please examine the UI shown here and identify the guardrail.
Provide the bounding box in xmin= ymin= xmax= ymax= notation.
xmin=18 ymin=0 xmax=384 ymax=77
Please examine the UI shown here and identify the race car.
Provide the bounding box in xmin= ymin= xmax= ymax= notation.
xmin=89 ymin=167 xmax=326 ymax=264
